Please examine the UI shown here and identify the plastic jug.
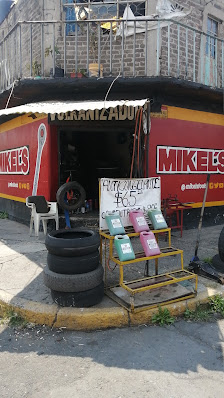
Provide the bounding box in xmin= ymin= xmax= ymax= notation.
xmin=148 ymin=209 xmax=168 ymax=230
xmin=114 ymin=235 xmax=135 ymax=261
xmin=105 ymin=213 xmax=125 ymax=236
xmin=129 ymin=210 xmax=149 ymax=233
xmin=140 ymin=231 xmax=161 ymax=257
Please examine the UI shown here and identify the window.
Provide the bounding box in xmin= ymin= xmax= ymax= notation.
xmin=69 ymin=1 xmax=145 ymax=20
xmin=206 ymin=17 xmax=218 ymax=58
xmin=64 ymin=0 xmax=146 ymax=35
xmin=63 ymin=0 xmax=76 ymax=35
xmin=118 ymin=2 xmax=145 ymax=18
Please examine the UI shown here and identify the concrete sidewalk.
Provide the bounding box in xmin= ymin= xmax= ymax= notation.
xmin=0 ymin=219 xmax=224 ymax=330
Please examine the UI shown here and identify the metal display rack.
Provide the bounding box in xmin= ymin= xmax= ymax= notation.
xmin=100 ymin=226 xmax=198 ymax=312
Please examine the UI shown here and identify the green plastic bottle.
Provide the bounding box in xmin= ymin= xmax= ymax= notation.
xmin=105 ymin=213 xmax=125 ymax=236
xmin=148 ymin=209 xmax=168 ymax=230
xmin=114 ymin=235 xmax=135 ymax=261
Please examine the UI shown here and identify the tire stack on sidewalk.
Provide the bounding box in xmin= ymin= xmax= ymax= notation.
xmin=44 ymin=228 xmax=104 ymax=307
xmin=212 ymin=226 xmax=224 ymax=273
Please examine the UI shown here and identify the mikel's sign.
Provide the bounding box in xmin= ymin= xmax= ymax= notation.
xmin=157 ymin=145 xmax=224 ymax=174
xmin=0 ymin=146 xmax=29 ymax=175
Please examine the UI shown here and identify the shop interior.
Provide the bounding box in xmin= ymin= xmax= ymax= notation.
xmin=58 ymin=128 xmax=133 ymax=213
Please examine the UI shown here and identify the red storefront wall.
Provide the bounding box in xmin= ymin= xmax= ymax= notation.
xmin=0 ymin=106 xmax=223 ymax=208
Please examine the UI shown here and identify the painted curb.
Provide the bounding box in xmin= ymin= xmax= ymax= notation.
xmin=0 ymin=289 xmax=129 ymax=330
xmin=54 ymin=306 xmax=129 ymax=330
xmin=129 ymin=285 xmax=224 ymax=326
xmin=0 ymin=284 xmax=224 ymax=331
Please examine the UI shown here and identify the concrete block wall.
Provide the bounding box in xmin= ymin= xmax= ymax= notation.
xmin=0 ymin=0 xmax=42 ymax=78
xmin=160 ymin=0 xmax=224 ymax=86
xmin=0 ymin=0 xmax=61 ymax=37
xmin=0 ymin=0 xmax=61 ymax=79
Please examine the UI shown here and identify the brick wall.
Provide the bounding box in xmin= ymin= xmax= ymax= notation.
xmin=0 ymin=0 xmax=224 ymax=84
xmin=57 ymin=30 xmax=146 ymax=77
xmin=160 ymin=0 xmax=224 ymax=86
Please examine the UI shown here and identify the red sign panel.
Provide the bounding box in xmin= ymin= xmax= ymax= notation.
xmin=149 ymin=117 xmax=224 ymax=205
xmin=0 ymin=146 xmax=29 ymax=175
xmin=0 ymin=118 xmax=53 ymax=201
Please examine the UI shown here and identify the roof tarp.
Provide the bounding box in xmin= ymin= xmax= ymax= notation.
xmin=116 ymin=3 xmax=191 ymax=38
xmin=0 ymin=99 xmax=148 ymax=117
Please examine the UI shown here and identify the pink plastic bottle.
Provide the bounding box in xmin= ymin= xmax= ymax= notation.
xmin=129 ymin=210 xmax=149 ymax=233
xmin=140 ymin=231 xmax=161 ymax=256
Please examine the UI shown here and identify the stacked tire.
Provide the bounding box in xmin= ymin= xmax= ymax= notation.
xmin=44 ymin=228 xmax=104 ymax=307
xmin=212 ymin=226 xmax=224 ymax=273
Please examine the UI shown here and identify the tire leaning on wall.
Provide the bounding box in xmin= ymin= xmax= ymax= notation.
xmin=56 ymin=181 xmax=86 ymax=211
xmin=218 ymin=227 xmax=224 ymax=262
xmin=212 ymin=254 xmax=224 ymax=273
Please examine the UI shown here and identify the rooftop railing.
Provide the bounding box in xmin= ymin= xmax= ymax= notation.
xmin=0 ymin=16 xmax=224 ymax=94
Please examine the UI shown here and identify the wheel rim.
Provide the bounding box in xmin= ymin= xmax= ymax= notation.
xmin=66 ymin=188 xmax=82 ymax=208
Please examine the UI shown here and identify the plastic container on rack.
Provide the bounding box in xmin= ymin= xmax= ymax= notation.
xmin=148 ymin=209 xmax=168 ymax=230
xmin=129 ymin=210 xmax=149 ymax=233
xmin=114 ymin=235 xmax=135 ymax=261
xmin=140 ymin=231 xmax=161 ymax=256
xmin=105 ymin=213 xmax=125 ymax=236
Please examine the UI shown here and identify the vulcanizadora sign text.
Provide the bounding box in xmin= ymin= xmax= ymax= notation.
xmin=49 ymin=106 xmax=143 ymax=122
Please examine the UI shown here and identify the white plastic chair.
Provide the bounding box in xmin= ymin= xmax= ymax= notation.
xmin=26 ymin=196 xmax=59 ymax=237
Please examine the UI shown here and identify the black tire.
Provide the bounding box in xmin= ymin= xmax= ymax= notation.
xmin=45 ymin=228 xmax=100 ymax=257
xmin=51 ymin=281 xmax=104 ymax=307
xmin=56 ymin=181 xmax=86 ymax=211
xmin=47 ymin=251 xmax=99 ymax=274
xmin=212 ymin=254 xmax=224 ymax=274
xmin=218 ymin=227 xmax=224 ymax=261
xmin=43 ymin=263 xmax=104 ymax=292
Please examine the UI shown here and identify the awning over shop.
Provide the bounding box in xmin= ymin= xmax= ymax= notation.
xmin=0 ymin=99 xmax=148 ymax=119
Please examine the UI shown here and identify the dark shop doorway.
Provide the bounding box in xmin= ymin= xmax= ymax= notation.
xmin=59 ymin=129 xmax=132 ymax=212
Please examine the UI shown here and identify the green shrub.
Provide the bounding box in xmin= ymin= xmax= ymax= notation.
xmin=1 ymin=307 xmax=27 ymax=328
xmin=184 ymin=305 xmax=211 ymax=321
xmin=0 ymin=211 xmax=8 ymax=219
xmin=209 ymin=295 xmax=224 ymax=316
xmin=152 ymin=306 xmax=175 ymax=326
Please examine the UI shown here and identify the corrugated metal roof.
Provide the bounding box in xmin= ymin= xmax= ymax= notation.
xmin=0 ymin=99 xmax=148 ymax=117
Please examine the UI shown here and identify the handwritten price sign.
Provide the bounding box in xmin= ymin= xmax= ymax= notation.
xmin=99 ymin=177 xmax=161 ymax=230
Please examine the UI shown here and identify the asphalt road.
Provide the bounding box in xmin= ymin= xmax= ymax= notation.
xmin=0 ymin=318 xmax=223 ymax=398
